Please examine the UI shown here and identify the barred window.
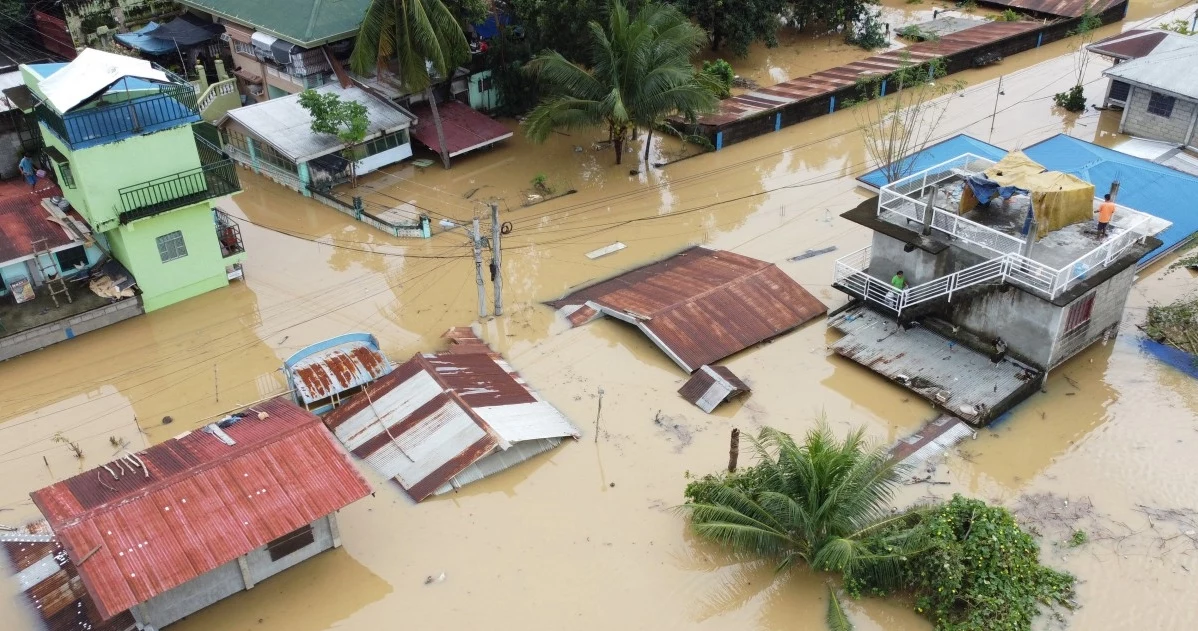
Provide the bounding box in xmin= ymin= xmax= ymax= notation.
xmin=156 ymin=231 xmax=188 ymax=262
xmin=1063 ymin=293 xmax=1095 ymax=334
xmin=1147 ymin=92 xmax=1175 ymax=118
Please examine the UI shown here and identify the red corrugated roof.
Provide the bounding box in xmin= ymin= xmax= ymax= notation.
xmin=29 ymin=398 xmax=371 ymax=621
xmin=2 ymin=521 xmax=137 ymax=631
xmin=549 ymin=247 xmax=827 ymax=372
xmin=409 ymin=101 xmax=513 ymax=157
xmin=0 ymin=180 xmax=75 ymax=265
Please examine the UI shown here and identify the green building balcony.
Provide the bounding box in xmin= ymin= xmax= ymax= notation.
xmin=118 ymin=135 xmax=241 ymax=224
xmin=36 ymin=69 xmax=201 ymax=150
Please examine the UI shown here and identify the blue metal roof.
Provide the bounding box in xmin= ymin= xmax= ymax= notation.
xmin=856 ymin=134 xmax=1008 ymax=190
xmin=1024 ymin=134 xmax=1198 ymax=265
xmin=114 ymin=22 xmax=180 ymax=56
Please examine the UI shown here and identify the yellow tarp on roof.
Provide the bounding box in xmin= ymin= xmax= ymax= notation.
xmin=959 ymin=151 xmax=1094 ymax=239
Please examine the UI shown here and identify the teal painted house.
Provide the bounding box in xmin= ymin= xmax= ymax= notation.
xmin=20 ymin=49 xmax=246 ymax=312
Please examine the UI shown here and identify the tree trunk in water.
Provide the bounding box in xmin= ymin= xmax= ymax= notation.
xmin=426 ymin=86 xmax=451 ymax=169
xmin=643 ymin=127 xmax=653 ymax=162
xmin=613 ymin=130 xmax=624 ymax=165
xmin=728 ymin=428 xmax=740 ymax=472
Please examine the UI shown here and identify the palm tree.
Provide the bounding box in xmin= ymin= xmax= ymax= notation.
xmin=523 ymin=0 xmax=717 ymax=165
xmin=351 ymin=0 xmax=469 ymax=169
xmin=681 ymin=425 xmax=922 ymax=621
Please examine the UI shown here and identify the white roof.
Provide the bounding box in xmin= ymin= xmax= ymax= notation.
xmin=37 ymin=48 xmax=168 ymax=113
xmin=223 ymin=84 xmax=414 ymax=163
xmin=1104 ymin=46 xmax=1198 ymax=101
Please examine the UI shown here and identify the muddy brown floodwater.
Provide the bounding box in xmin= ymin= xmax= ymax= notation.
xmin=4 ymin=2 xmax=1198 ymax=629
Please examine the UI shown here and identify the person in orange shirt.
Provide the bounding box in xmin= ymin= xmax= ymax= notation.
xmin=1096 ymin=194 xmax=1116 ymax=239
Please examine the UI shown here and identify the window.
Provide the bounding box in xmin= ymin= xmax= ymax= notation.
xmin=477 ymin=76 xmax=494 ymax=92
xmin=1147 ymin=92 xmax=1175 ymax=118
xmin=56 ymin=246 xmax=88 ymax=272
xmin=43 ymin=145 xmax=74 ymax=189
xmin=233 ymin=40 xmax=256 ymax=57
xmin=266 ymin=524 xmax=315 ymax=561
xmin=1108 ymin=80 xmax=1130 ymax=103
xmin=1063 ymin=293 xmax=1095 ymax=334
xmin=363 ymin=130 xmax=407 ymax=157
xmin=156 ymin=231 xmax=188 ymax=262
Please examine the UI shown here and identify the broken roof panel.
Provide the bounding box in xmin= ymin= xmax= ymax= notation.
xmin=323 ymin=333 xmax=580 ymax=501
xmin=2 ymin=522 xmax=137 ymax=631
xmin=29 ymin=398 xmax=371 ymax=621
xmin=679 ymin=365 xmax=751 ymax=413
xmin=548 ymin=247 xmax=827 ymax=372
xmin=284 ymin=332 xmax=391 ymax=407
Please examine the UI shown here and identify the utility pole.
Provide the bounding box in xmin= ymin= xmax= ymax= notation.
xmin=490 ymin=201 xmax=503 ymax=316
xmin=988 ymin=75 xmax=1003 ymax=143
xmin=471 ymin=216 xmax=487 ymax=318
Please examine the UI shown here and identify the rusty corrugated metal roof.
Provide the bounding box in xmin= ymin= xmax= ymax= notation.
xmin=694 ymin=20 xmax=1044 ymax=127
xmin=2 ymin=521 xmax=137 ymax=631
xmin=548 ymin=247 xmax=826 ymax=372
xmin=288 ymin=339 xmax=390 ymax=405
xmin=678 ymin=365 xmax=751 ymax=413
xmin=978 ymin=0 xmax=1123 ymax=17
xmin=324 ymin=335 xmax=581 ymax=501
xmin=29 ymin=398 xmax=371 ymax=621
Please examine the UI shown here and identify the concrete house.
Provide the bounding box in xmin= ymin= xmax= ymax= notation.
xmin=1090 ymin=31 xmax=1198 ymax=148
xmin=26 ymin=397 xmax=372 ymax=631
xmin=831 ymin=145 xmax=1170 ymax=424
xmin=15 ymin=49 xmax=246 ymax=312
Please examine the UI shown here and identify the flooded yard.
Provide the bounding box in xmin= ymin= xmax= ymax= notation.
xmin=4 ymin=1 xmax=1198 ymax=629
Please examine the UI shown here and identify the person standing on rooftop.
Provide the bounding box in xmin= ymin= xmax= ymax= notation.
xmin=1096 ymin=194 xmax=1116 ymax=239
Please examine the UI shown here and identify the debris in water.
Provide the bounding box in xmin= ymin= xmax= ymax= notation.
xmin=586 ymin=242 xmax=627 ymax=259
xmin=424 ymin=572 xmax=446 ymax=585
xmin=787 ymin=246 xmax=838 ymax=262
xmin=162 ymin=416 xmax=173 ymax=425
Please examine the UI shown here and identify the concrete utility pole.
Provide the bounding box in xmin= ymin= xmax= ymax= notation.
xmin=471 ymin=217 xmax=487 ymax=318
xmin=988 ymin=75 xmax=1004 ymax=143
xmin=490 ymin=202 xmax=503 ymax=316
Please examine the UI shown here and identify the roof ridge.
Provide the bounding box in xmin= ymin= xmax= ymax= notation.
xmin=39 ymin=407 xmax=321 ymax=530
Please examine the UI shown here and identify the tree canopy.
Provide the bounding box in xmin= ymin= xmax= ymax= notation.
xmin=298 ymin=90 xmax=370 ymax=144
xmin=350 ymin=0 xmax=470 ymax=93
xmin=666 ymin=0 xmax=787 ymax=57
xmin=523 ymin=0 xmax=717 ymax=164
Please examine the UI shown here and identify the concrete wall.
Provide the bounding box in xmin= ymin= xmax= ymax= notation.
xmin=106 ymin=202 xmax=230 ymax=312
xmin=947 ymin=286 xmax=1063 ymax=368
xmin=0 ymin=297 xmax=143 ymax=362
xmin=868 ymin=232 xmax=946 ymax=287
xmin=0 ymin=129 xmax=23 ymax=179
xmin=1121 ymin=86 xmax=1198 ymax=145
xmin=131 ymin=515 xmax=338 ymax=631
xmin=1048 ymin=264 xmax=1135 ymax=368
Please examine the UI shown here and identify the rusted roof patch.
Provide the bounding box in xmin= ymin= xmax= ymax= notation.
xmin=679 ymin=365 xmax=751 ymax=413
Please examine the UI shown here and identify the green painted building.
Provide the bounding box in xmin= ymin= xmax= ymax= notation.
xmin=20 ymin=49 xmax=245 ymax=312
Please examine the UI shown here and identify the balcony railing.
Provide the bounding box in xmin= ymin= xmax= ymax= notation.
xmin=118 ymin=135 xmax=241 ymax=224
xmin=37 ymin=69 xmax=200 ymax=149
xmin=215 ymin=208 xmax=245 ymax=258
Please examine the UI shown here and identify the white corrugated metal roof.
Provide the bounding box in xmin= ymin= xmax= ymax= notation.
xmin=223 ymin=83 xmax=414 ymax=163
xmin=324 ymin=346 xmax=580 ymax=502
xmin=37 ymin=48 xmax=168 ymax=113
xmin=1103 ymin=46 xmax=1198 ymax=101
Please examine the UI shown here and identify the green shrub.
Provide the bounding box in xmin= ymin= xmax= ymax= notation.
xmin=701 ymin=59 xmax=736 ymax=99
xmin=1053 ymin=85 xmax=1086 ymax=112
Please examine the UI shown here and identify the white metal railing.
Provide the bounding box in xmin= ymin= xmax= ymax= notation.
xmin=834 ymin=238 xmax=1145 ymax=316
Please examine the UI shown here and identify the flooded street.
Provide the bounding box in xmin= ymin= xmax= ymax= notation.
xmin=5 ymin=1 xmax=1198 ymax=629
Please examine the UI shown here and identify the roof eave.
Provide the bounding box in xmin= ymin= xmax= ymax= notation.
xmin=1103 ymin=71 xmax=1198 ymax=103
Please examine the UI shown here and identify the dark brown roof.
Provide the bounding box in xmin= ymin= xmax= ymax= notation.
xmin=1087 ymin=29 xmax=1198 ymax=60
xmin=549 ymin=247 xmax=826 ymax=372
xmin=679 ymin=365 xmax=751 ymax=413
xmin=976 ymin=0 xmax=1123 ymax=17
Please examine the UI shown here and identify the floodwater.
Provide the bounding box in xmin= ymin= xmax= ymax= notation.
xmin=4 ymin=2 xmax=1198 ymax=629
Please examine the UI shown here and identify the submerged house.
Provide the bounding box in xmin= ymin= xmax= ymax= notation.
xmin=321 ymin=328 xmax=581 ymax=502
xmin=283 ymin=332 xmax=393 ymax=415
xmin=26 ymin=397 xmax=371 ymax=631
xmin=1090 ymin=31 xmax=1198 ymax=148
xmin=831 ymin=148 xmax=1170 ymax=424
xmin=218 ymin=83 xmax=416 ymax=193
xmin=14 ymin=49 xmax=246 ymax=312
xmin=550 ymin=247 xmax=827 ymax=373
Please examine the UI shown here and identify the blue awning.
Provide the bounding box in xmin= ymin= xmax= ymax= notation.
xmin=114 ymin=22 xmax=178 ymax=55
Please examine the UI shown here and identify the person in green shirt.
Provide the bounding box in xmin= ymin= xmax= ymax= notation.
xmin=891 ymin=270 xmax=908 ymax=291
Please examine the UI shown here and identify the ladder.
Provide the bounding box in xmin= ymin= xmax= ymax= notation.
xmin=31 ymin=238 xmax=71 ymax=307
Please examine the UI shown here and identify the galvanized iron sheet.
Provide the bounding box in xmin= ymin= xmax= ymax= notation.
xmin=679 ymin=365 xmax=751 ymax=413
xmin=289 ymin=341 xmax=389 ymax=404
xmin=29 ymin=398 xmax=371 ymax=621
xmin=549 ymin=247 xmax=826 ymax=372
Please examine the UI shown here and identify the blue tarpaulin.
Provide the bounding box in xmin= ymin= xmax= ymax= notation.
xmin=114 ymin=22 xmax=177 ymax=55
xmin=1140 ymin=338 xmax=1198 ymax=379
xmin=1024 ymin=134 xmax=1198 ymax=266
xmin=474 ymin=14 xmax=512 ymax=40
xmin=963 ymin=174 xmax=1028 ymax=205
